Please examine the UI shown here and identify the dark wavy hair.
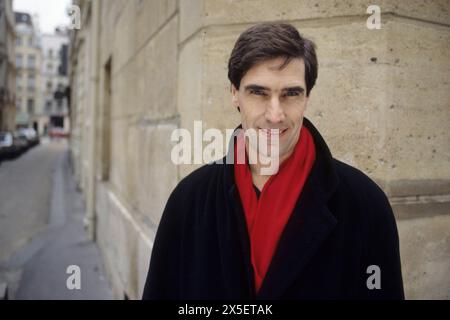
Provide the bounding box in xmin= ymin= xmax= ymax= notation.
xmin=228 ymin=23 xmax=318 ymax=97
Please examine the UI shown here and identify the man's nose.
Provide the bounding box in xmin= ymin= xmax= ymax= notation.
xmin=265 ymin=97 xmax=285 ymax=123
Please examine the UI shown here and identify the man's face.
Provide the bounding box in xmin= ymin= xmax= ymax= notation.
xmin=231 ymin=57 xmax=309 ymax=161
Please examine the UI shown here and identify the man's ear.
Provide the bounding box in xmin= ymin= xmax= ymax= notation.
xmin=231 ymin=84 xmax=239 ymax=108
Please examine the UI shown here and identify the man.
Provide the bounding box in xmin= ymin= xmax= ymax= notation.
xmin=143 ymin=23 xmax=404 ymax=299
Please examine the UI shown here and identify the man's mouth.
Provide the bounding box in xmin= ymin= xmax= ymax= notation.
xmin=258 ymin=128 xmax=289 ymax=137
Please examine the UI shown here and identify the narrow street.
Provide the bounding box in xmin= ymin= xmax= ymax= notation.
xmin=0 ymin=140 xmax=112 ymax=299
xmin=0 ymin=139 xmax=59 ymax=264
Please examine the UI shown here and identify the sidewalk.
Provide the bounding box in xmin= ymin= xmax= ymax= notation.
xmin=1 ymin=147 xmax=113 ymax=299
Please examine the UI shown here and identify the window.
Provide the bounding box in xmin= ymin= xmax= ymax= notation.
xmin=16 ymin=75 xmax=22 ymax=91
xmin=101 ymin=57 xmax=112 ymax=180
xmin=27 ymin=99 xmax=34 ymax=114
xmin=28 ymin=36 xmax=33 ymax=46
xmin=47 ymin=80 xmax=52 ymax=90
xmin=45 ymin=100 xmax=52 ymax=113
xmin=16 ymin=37 xmax=22 ymax=46
xmin=47 ymin=62 xmax=53 ymax=72
xmin=27 ymin=55 xmax=36 ymax=69
xmin=16 ymin=98 xmax=22 ymax=109
xmin=48 ymin=49 xmax=53 ymax=58
xmin=27 ymin=74 xmax=35 ymax=91
xmin=16 ymin=54 xmax=23 ymax=68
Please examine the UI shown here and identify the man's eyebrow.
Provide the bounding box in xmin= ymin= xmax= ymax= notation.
xmin=244 ymin=85 xmax=305 ymax=92
xmin=282 ymin=86 xmax=305 ymax=92
xmin=244 ymin=84 xmax=270 ymax=91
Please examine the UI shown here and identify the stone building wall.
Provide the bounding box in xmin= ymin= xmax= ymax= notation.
xmin=69 ymin=0 xmax=450 ymax=299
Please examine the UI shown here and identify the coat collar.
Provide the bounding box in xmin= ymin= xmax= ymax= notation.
xmin=218 ymin=117 xmax=340 ymax=299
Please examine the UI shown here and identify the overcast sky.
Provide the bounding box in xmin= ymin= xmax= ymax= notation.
xmin=13 ymin=0 xmax=71 ymax=34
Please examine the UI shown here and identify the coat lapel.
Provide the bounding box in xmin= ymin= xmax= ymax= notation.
xmin=215 ymin=179 xmax=256 ymax=299
xmin=256 ymin=162 xmax=338 ymax=299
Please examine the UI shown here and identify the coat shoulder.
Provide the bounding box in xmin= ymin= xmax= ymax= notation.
xmin=158 ymin=163 xmax=223 ymax=231
xmin=332 ymin=158 xmax=389 ymax=204
xmin=170 ymin=162 xmax=223 ymax=200
xmin=331 ymin=158 xmax=396 ymax=227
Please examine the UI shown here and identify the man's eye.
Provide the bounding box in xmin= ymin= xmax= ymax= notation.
xmin=250 ymin=89 xmax=266 ymax=96
xmin=284 ymin=91 xmax=300 ymax=97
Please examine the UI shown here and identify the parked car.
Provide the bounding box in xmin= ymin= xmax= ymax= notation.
xmin=19 ymin=128 xmax=40 ymax=147
xmin=0 ymin=132 xmax=16 ymax=160
xmin=12 ymin=131 xmax=30 ymax=155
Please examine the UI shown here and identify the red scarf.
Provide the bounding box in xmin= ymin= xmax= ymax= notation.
xmin=234 ymin=124 xmax=316 ymax=293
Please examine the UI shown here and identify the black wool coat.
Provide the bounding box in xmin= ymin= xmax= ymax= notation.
xmin=142 ymin=118 xmax=404 ymax=300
